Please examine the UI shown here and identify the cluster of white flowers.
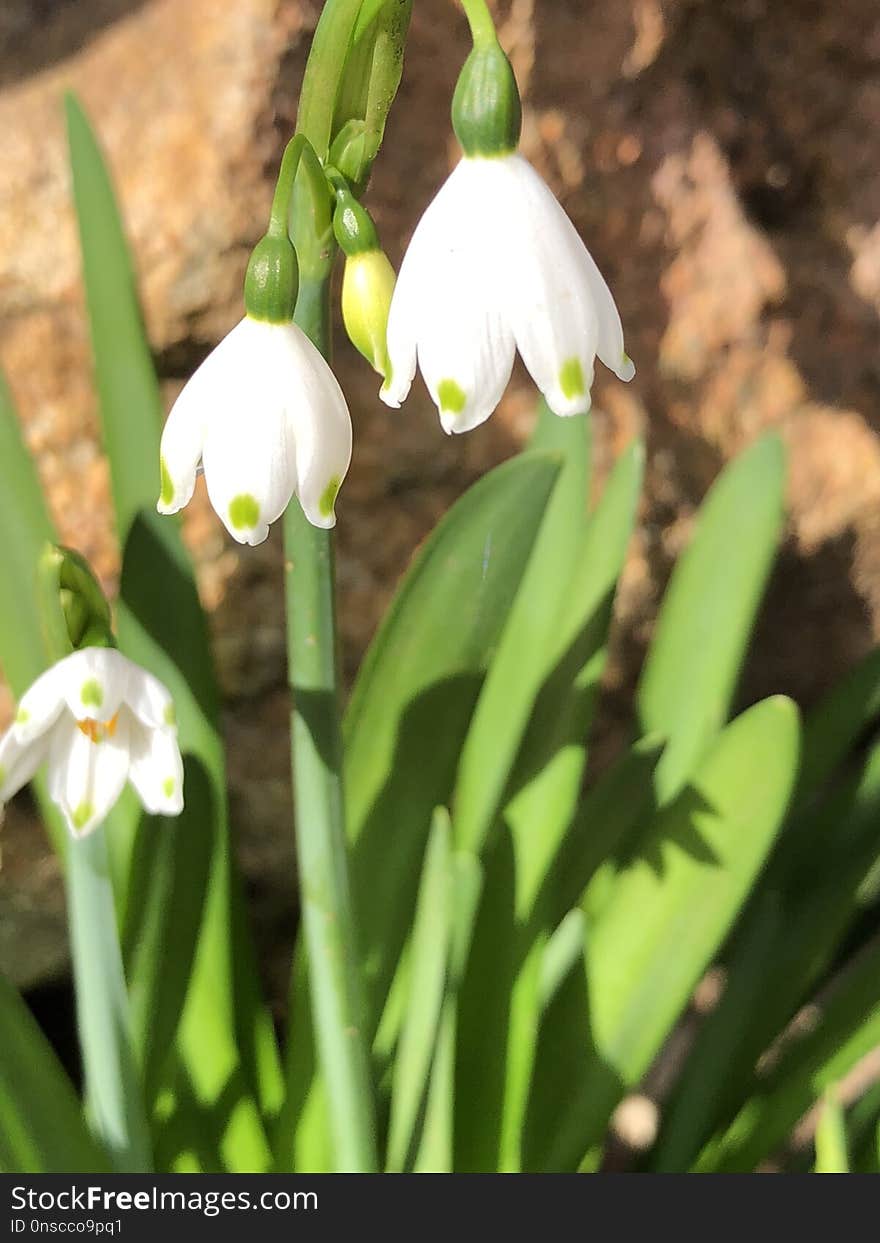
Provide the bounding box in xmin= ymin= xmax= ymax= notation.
xmin=156 ymin=49 xmax=632 ymax=550
xmin=1 ymin=23 xmax=633 ymax=842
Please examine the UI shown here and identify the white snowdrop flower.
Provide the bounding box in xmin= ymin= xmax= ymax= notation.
xmin=0 ymin=648 xmax=183 ymax=839
xmin=382 ymin=37 xmax=634 ymax=433
xmin=157 ymin=315 xmax=353 ymax=546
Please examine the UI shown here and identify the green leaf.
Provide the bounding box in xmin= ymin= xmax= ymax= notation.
xmin=698 ymin=936 xmax=880 ymax=1172
xmin=541 ymin=695 xmax=801 ymax=1169
xmin=452 ymin=409 xmax=592 ymax=859
xmin=412 ymin=850 xmax=482 ymax=1174
xmin=794 ymin=645 xmax=880 ymax=811
xmin=386 ymin=808 xmax=453 ymax=1172
xmin=0 ymin=970 xmax=110 ymax=1173
xmin=638 ymin=434 xmax=786 ymax=802
xmin=0 ymin=374 xmax=68 ymax=853
xmin=345 ymin=451 xmax=562 ymax=1028
xmin=814 ymin=1090 xmax=849 ymax=1173
xmin=66 ymin=94 xmax=279 ymax=1168
xmin=503 ymin=441 xmax=644 ymax=917
xmin=281 ymin=453 xmax=560 ymax=1164
xmin=653 ymin=733 xmax=880 ymax=1171
xmin=0 ymin=374 xmax=55 ymax=694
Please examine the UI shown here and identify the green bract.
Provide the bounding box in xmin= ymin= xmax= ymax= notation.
xmin=244 ymin=233 xmax=300 ymax=324
xmin=452 ymin=41 xmax=522 ymax=158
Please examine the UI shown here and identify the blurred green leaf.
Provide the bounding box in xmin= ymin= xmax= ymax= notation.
xmin=0 ymin=971 xmax=110 ymax=1172
xmin=0 ymin=374 xmax=55 ymax=695
xmin=540 ymin=695 xmax=800 ymax=1169
xmin=814 ymin=1090 xmax=848 ymax=1173
xmin=66 ymin=94 xmax=279 ymax=1168
xmin=698 ymin=935 xmax=880 ymax=1172
xmin=0 ymin=373 xmax=68 ymax=854
xmin=386 ymin=808 xmax=453 ymax=1172
xmin=794 ymin=645 xmax=880 ymax=811
xmin=638 ymin=434 xmax=786 ymax=803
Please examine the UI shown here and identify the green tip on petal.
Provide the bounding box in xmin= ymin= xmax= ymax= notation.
xmin=319 ymin=476 xmax=341 ymax=520
xmin=15 ymin=707 xmax=29 ymax=725
xmin=163 ymin=702 xmax=176 ymax=728
xmin=80 ymin=679 xmax=104 ymax=709
xmin=72 ymin=801 xmax=94 ymax=831
xmin=228 ymin=493 xmax=261 ymax=532
xmin=559 ymin=357 xmax=587 ymax=402
xmin=438 ymin=379 xmax=467 ymax=416
xmin=0 ymin=765 xmax=6 ymax=787
xmin=160 ymin=457 xmax=175 ymax=507
xmin=163 ymin=777 xmax=175 ymax=799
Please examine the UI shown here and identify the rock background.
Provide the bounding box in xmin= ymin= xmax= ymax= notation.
xmin=1 ymin=0 xmax=879 ymax=1003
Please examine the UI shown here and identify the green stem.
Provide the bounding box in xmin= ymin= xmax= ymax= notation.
xmin=459 ymin=0 xmax=498 ymax=47
xmin=67 ymin=830 xmax=153 ymax=1171
xmin=268 ymin=135 xmax=332 ymax=242
xmin=283 ymin=271 xmax=378 ymax=1171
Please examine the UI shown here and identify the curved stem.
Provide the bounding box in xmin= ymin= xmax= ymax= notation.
xmin=459 ymin=0 xmax=498 ymax=47
xmin=268 ymin=134 xmax=332 ymax=243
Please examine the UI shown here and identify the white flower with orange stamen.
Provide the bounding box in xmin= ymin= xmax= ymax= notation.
xmin=0 ymin=648 xmax=183 ymax=838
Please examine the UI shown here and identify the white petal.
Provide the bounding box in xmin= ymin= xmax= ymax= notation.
xmin=124 ymin=663 xmax=178 ymax=732
xmin=57 ymin=648 xmax=129 ymax=723
xmin=157 ymin=325 xmax=230 ymax=515
xmin=386 ymin=159 xmax=517 ymax=431
xmin=382 ymin=160 xmax=484 ymax=411
xmin=200 ymin=320 xmax=300 ymax=546
xmin=11 ymin=664 xmax=66 ymax=744
xmin=48 ymin=712 xmax=131 ymax=838
xmin=275 ymin=325 xmax=353 ymax=529
xmin=0 ymin=727 xmax=50 ymax=802
xmin=486 ymin=156 xmax=602 ymax=416
xmin=127 ymin=718 xmax=184 ymax=817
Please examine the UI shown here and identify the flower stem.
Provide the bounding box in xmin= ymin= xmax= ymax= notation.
xmin=283 ymin=268 xmax=378 ymax=1172
xmin=459 ymin=0 xmax=499 ymax=48
xmin=67 ymin=830 xmax=153 ymax=1171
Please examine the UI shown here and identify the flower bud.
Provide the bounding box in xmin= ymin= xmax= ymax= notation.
xmin=244 ymin=232 xmax=299 ymax=324
xmin=451 ymin=41 xmax=522 ymax=158
xmin=39 ymin=544 xmax=115 ymax=659
xmin=342 ymin=249 xmax=396 ymax=379
xmin=332 ymin=188 xmax=395 ymax=378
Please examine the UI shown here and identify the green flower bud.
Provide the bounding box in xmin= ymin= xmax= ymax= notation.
xmin=244 ymin=232 xmax=299 ymax=323
xmin=39 ymin=544 xmax=115 ymax=658
xmin=342 ymin=249 xmax=396 ymax=379
xmin=332 ymin=190 xmax=381 ymax=257
xmin=451 ymin=41 xmax=522 ymax=158
xmin=329 ymin=120 xmax=375 ymax=196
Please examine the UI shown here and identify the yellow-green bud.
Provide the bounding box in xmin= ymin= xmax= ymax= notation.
xmin=342 ymin=249 xmax=396 ymax=379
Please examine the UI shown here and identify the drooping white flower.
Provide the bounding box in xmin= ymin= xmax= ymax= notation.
xmin=158 ymin=316 xmax=352 ymax=546
xmin=382 ymin=153 xmax=634 ymax=433
xmin=0 ymin=648 xmax=183 ymax=839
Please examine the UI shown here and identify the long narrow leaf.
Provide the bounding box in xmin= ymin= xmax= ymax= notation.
xmin=0 ymin=971 xmax=110 ymax=1173
xmin=638 ymin=434 xmax=785 ymax=802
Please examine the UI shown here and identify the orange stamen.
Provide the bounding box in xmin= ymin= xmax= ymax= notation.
xmin=76 ymin=711 xmax=120 ymax=744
